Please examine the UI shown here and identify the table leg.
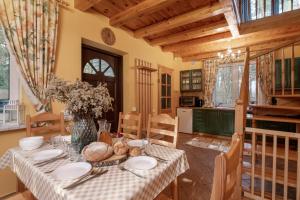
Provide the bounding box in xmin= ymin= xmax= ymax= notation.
xmin=171 ymin=177 xmax=178 ymax=200
xmin=17 ymin=178 xmax=26 ymax=192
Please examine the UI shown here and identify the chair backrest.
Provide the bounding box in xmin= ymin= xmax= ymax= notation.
xmin=26 ymin=112 xmax=65 ymax=138
xmin=146 ymin=114 xmax=179 ymax=148
xmin=210 ymin=133 xmax=242 ymax=200
xmin=117 ymin=112 xmax=142 ymax=139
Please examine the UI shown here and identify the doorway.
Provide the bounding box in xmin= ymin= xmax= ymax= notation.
xmin=81 ymin=44 xmax=123 ymax=132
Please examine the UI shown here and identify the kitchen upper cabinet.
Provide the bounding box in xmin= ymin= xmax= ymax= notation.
xmin=180 ymin=69 xmax=202 ymax=92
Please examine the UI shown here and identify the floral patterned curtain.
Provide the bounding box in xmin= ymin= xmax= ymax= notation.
xmin=257 ymin=53 xmax=273 ymax=104
xmin=0 ymin=0 xmax=59 ymax=111
xmin=203 ymin=60 xmax=218 ymax=107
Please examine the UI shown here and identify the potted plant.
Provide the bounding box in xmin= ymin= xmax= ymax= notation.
xmin=45 ymin=75 xmax=113 ymax=152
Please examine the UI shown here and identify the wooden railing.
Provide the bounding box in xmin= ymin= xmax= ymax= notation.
xmin=243 ymin=127 xmax=300 ymax=199
xmin=235 ymin=39 xmax=300 ymax=199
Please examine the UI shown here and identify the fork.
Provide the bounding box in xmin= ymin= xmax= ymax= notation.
xmin=64 ymin=168 xmax=108 ymax=189
xmin=118 ymin=164 xmax=145 ymax=178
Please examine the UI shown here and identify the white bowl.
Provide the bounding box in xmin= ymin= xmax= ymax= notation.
xmin=19 ymin=136 xmax=44 ymax=151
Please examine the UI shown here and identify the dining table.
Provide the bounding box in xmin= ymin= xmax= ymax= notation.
xmin=0 ymin=142 xmax=189 ymax=200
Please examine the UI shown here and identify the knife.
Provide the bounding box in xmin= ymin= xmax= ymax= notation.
xmin=64 ymin=169 xmax=108 ymax=189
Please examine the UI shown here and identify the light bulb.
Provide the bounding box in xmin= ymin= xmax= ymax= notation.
xmin=237 ymin=50 xmax=241 ymax=54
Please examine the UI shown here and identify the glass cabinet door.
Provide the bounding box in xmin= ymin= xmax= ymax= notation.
xmin=180 ymin=71 xmax=191 ymax=91
xmin=191 ymin=69 xmax=202 ymax=91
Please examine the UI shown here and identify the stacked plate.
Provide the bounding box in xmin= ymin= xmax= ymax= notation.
xmin=52 ymin=162 xmax=92 ymax=181
xmin=124 ymin=156 xmax=157 ymax=171
xmin=32 ymin=149 xmax=64 ymax=163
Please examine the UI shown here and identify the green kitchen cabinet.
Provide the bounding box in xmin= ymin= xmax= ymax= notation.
xmin=180 ymin=69 xmax=202 ymax=92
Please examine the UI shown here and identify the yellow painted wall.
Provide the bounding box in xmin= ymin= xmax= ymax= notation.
xmin=0 ymin=2 xmax=184 ymax=197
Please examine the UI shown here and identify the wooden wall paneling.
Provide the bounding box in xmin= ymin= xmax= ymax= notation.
xmin=135 ymin=58 xmax=156 ymax=130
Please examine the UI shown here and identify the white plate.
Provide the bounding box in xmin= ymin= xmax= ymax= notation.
xmin=124 ymin=156 xmax=157 ymax=170
xmin=52 ymin=162 xmax=92 ymax=181
xmin=127 ymin=140 xmax=148 ymax=148
xmin=32 ymin=149 xmax=63 ymax=162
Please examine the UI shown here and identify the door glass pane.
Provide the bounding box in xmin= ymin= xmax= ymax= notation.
xmin=167 ymin=98 xmax=171 ymax=109
xmin=161 ymin=85 xmax=166 ymax=96
xmin=161 ymin=98 xmax=166 ymax=109
xmin=167 ymin=86 xmax=171 ymax=96
xmin=161 ymin=74 xmax=166 ymax=84
xmin=90 ymin=59 xmax=100 ymax=71
xmin=167 ymin=74 xmax=171 ymax=84
xmin=84 ymin=63 xmax=96 ymax=74
xmin=104 ymin=67 xmax=115 ymax=77
xmin=101 ymin=60 xmax=110 ymax=72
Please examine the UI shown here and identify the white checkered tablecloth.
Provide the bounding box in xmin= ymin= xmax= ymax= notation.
xmin=0 ymin=144 xmax=189 ymax=200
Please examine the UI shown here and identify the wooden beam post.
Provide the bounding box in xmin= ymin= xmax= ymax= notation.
xmin=74 ymin=0 xmax=103 ymax=11
xmin=110 ymin=0 xmax=175 ymax=27
xmin=150 ymin=21 xmax=230 ymax=46
xmin=220 ymin=0 xmax=240 ymax=38
xmin=133 ymin=2 xmax=226 ymax=38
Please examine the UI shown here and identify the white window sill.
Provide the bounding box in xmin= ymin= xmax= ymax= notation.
xmin=0 ymin=123 xmax=26 ymax=132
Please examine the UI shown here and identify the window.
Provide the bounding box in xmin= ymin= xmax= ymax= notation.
xmin=83 ymin=58 xmax=115 ymax=77
xmin=160 ymin=73 xmax=171 ymax=110
xmin=0 ymin=26 xmax=21 ymax=127
xmin=213 ymin=63 xmax=256 ymax=107
xmin=0 ymin=26 xmax=9 ymax=100
xmin=241 ymin=0 xmax=300 ymax=22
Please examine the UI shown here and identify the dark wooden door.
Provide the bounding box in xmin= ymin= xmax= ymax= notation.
xmin=81 ymin=45 xmax=122 ymax=132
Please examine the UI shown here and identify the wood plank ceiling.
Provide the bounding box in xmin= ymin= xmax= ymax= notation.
xmin=75 ymin=0 xmax=300 ymax=62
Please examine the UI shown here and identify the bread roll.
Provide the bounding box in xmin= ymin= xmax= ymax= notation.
xmin=82 ymin=142 xmax=113 ymax=162
xmin=113 ymin=140 xmax=129 ymax=155
xmin=129 ymin=147 xmax=141 ymax=157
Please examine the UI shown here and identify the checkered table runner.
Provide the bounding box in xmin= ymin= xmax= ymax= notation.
xmin=0 ymin=144 xmax=189 ymax=200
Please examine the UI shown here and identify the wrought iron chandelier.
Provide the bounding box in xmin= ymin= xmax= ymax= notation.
xmin=217 ymin=48 xmax=242 ymax=64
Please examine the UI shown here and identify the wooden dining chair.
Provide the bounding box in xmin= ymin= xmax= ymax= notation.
xmin=26 ymin=112 xmax=65 ymax=139
xmin=210 ymin=133 xmax=242 ymax=200
xmin=148 ymin=114 xmax=179 ymax=200
xmin=146 ymin=114 xmax=179 ymax=148
xmin=117 ymin=112 xmax=142 ymax=139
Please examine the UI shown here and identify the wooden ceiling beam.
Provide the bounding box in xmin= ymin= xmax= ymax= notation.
xmin=134 ymin=2 xmax=227 ymax=38
xmin=149 ymin=20 xmax=229 ymax=46
xmin=220 ymin=0 xmax=240 ymax=38
xmin=162 ymin=32 xmax=232 ymax=52
xmin=74 ymin=0 xmax=103 ymax=11
xmin=240 ymin=9 xmax=300 ymax=35
xmin=110 ymin=0 xmax=175 ymax=27
xmin=176 ymin=25 xmax=300 ymax=57
xmin=181 ymin=38 xmax=300 ymax=62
